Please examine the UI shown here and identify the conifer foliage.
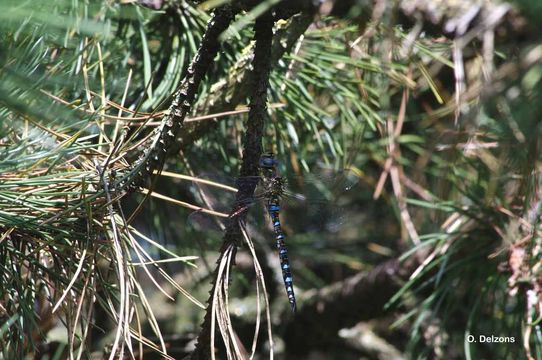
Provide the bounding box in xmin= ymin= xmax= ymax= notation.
xmin=1 ymin=0 xmax=541 ymax=358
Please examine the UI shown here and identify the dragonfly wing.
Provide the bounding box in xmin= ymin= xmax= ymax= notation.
xmin=186 ymin=173 xmax=237 ymax=232
xmin=187 ymin=209 xmax=227 ymax=232
xmin=278 ymin=168 xmax=360 ymax=233
xmin=187 ymin=174 xmax=267 ymax=231
xmin=285 ymin=168 xmax=359 ymax=202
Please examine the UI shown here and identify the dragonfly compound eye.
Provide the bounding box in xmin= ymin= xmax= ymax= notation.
xmin=259 ymin=153 xmax=278 ymax=168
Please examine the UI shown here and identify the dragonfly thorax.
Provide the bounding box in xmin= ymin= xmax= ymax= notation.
xmin=262 ymin=176 xmax=286 ymax=198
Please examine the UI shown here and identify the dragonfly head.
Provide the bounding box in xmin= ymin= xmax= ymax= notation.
xmin=259 ymin=153 xmax=278 ymax=169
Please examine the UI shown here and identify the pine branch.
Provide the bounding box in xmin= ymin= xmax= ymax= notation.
xmin=178 ymin=13 xmax=313 ymax=152
xmin=190 ymin=12 xmax=275 ymax=360
xmin=189 ymin=0 xmax=315 ymax=13
xmin=321 ymin=0 xmax=528 ymax=40
xmin=178 ymin=0 xmax=530 ymax=155
xmin=117 ymin=5 xmax=238 ymax=191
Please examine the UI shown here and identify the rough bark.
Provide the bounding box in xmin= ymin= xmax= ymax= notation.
xmin=190 ymin=13 xmax=275 ymax=360
xmin=178 ymin=13 xmax=313 ymax=153
xmin=120 ymin=5 xmax=238 ymax=190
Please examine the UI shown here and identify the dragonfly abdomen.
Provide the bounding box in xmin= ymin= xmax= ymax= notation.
xmin=267 ymin=196 xmax=297 ymax=313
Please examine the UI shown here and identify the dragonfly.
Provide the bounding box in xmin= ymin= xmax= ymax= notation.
xmin=188 ymin=153 xmax=359 ymax=313
xmin=258 ymin=153 xmax=297 ymax=312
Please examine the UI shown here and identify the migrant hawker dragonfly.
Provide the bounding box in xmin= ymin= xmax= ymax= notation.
xmin=189 ymin=153 xmax=359 ymax=312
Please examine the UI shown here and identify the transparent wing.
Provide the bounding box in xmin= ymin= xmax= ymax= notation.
xmin=283 ymin=167 xmax=360 ymax=202
xmin=186 ymin=174 xmax=269 ymax=232
xmin=235 ymin=166 xmax=360 ymax=232
xmin=186 ymin=174 xmax=238 ymax=233
xmin=187 ymin=209 xmax=228 ymax=233
xmin=187 ymin=166 xmax=360 ymax=234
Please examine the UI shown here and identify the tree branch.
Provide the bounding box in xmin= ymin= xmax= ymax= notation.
xmin=190 ymin=12 xmax=275 ymax=360
xmin=118 ymin=5 xmax=238 ymax=190
xmin=178 ymin=0 xmax=530 ymax=154
xmin=178 ymin=13 xmax=313 ymax=152
xmin=282 ymin=256 xmax=421 ymax=354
